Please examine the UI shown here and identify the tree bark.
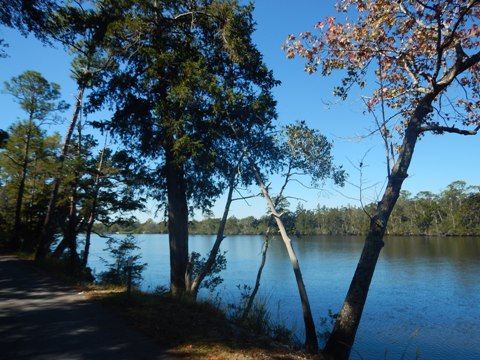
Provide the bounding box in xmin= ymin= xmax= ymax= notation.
xmin=323 ymin=99 xmax=433 ymax=360
xmin=166 ymin=145 xmax=189 ymax=296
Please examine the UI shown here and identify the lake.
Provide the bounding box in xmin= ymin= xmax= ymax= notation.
xmin=86 ymin=234 xmax=480 ymax=359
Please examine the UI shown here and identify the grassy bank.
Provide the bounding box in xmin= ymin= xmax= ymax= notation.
xmin=86 ymin=288 xmax=317 ymax=359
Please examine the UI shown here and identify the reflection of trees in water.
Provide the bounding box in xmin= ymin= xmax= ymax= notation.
xmin=382 ymin=236 xmax=480 ymax=263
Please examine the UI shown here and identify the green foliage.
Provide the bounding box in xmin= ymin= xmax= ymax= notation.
xmin=0 ymin=0 xmax=58 ymax=38
xmin=282 ymin=121 xmax=346 ymax=187
xmin=99 ymin=234 xmax=147 ymax=286
xmin=0 ymin=120 xmax=61 ymax=246
xmin=86 ymin=0 xmax=279 ymax=213
xmin=1 ymin=70 xmax=68 ymax=248
xmin=3 ymin=70 xmax=69 ymax=123
xmin=189 ymin=250 xmax=227 ymax=292
xmin=0 ymin=129 xmax=8 ymax=148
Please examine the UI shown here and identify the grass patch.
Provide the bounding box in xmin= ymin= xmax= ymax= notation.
xmin=87 ymin=289 xmax=319 ymax=359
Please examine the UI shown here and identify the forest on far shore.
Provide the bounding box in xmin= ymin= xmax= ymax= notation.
xmin=94 ymin=180 xmax=480 ymax=237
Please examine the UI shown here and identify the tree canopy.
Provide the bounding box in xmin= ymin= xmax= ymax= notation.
xmin=85 ymin=0 xmax=279 ymax=294
xmin=285 ymin=0 xmax=480 ymax=140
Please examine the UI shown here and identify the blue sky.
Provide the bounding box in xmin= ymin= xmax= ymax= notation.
xmin=1 ymin=0 xmax=479 ymax=220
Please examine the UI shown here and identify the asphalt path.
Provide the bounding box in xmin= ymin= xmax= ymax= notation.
xmin=0 ymin=255 xmax=174 ymax=359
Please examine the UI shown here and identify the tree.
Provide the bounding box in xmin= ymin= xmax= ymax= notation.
xmin=36 ymin=2 xmax=114 ymax=260
xmin=0 ymin=121 xmax=60 ymax=249
xmin=88 ymin=0 xmax=278 ymax=295
xmin=412 ymin=191 xmax=442 ymax=234
xmin=0 ymin=129 xmax=8 ymax=147
xmin=285 ymin=1 xmax=480 ymax=358
xmin=459 ymin=192 xmax=480 ymax=235
xmin=185 ymin=157 xmax=241 ymax=300
xmin=3 ymin=71 xmax=68 ymax=248
xmin=48 ymin=132 xmax=146 ymax=270
xmin=439 ymin=180 xmax=468 ymax=234
xmin=80 ymin=137 xmax=108 ymax=268
xmin=0 ymin=0 xmax=58 ymax=38
xmin=234 ymin=122 xmax=345 ymax=354
xmin=99 ymin=234 xmax=147 ymax=287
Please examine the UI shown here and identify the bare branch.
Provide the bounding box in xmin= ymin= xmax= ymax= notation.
xmin=173 ymin=10 xmax=210 ymax=21
xmin=419 ymin=124 xmax=480 ymax=135
xmin=231 ymin=193 xmax=259 ymax=202
xmin=290 ymin=178 xmax=320 ymax=190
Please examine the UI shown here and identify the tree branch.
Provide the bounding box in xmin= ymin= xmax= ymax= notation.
xmin=436 ymin=50 xmax=480 ymax=91
xmin=419 ymin=124 xmax=480 ymax=135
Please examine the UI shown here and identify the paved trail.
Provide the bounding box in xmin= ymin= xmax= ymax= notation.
xmin=0 ymin=255 xmax=174 ymax=359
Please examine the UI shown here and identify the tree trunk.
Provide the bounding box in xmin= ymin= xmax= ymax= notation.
xmin=186 ymin=165 xmax=237 ymax=300
xmin=249 ymin=159 xmax=318 ymax=354
xmin=243 ymin=162 xmax=292 ymax=320
xmin=52 ymin=236 xmax=68 ymax=258
xmin=241 ymin=224 xmax=271 ymax=321
xmin=51 ymin=191 xmax=79 ymax=261
xmin=36 ymin=86 xmax=84 ymax=260
xmin=81 ymin=140 xmax=107 ymax=268
xmin=62 ymin=190 xmax=79 ymax=272
xmin=51 ymin=186 xmax=79 ymax=263
xmin=166 ymin=146 xmax=189 ymax=296
xmin=323 ymin=100 xmax=432 ymax=360
xmin=11 ymin=122 xmax=33 ymax=248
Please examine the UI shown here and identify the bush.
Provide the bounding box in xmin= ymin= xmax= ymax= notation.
xmin=99 ymin=234 xmax=146 ymax=287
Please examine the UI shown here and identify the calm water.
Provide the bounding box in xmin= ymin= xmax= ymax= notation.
xmin=86 ymin=234 xmax=480 ymax=359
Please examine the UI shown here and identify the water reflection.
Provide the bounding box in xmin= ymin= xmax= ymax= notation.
xmin=382 ymin=236 xmax=480 ymax=262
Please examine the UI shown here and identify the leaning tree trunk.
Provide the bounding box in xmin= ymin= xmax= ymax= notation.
xmin=65 ymin=191 xmax=80 ymax=272
xmin=241 ymin=223 xmax=272 ymax=321
xmin=248 ymin=159 xmax=318 ymax=354
xmin=166 ymin=145 xmax=189 ymax=296
xmin=52 ymin=121 xmax=84 ymax=263
xmin=81 ymin=140 xmax=107 ymax=268
xmin=242 ymin=162 xmax=292 ymax=321
xmin=323 ymin=100 xmax=432 ymax=360
xmin=186 ymin=165 xmax=238 ymax=300
xmin=36 ymin=86 xmax=85 ymax=260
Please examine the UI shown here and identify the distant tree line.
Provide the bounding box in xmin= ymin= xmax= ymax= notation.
xmin=94 ymin=180 xmax=480 ymax=237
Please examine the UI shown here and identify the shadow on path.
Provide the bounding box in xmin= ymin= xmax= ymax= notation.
xmin=0 ymin=256 xmax=174 ymax=359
